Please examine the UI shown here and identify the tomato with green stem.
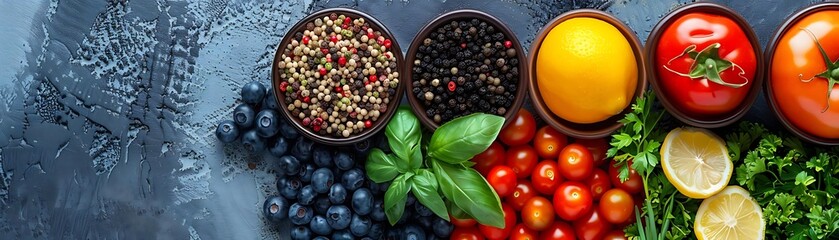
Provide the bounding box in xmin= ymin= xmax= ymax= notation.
xmin=655 ymin=12 xmax=757 ymax=116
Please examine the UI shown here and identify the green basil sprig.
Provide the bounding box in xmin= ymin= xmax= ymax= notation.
xmin=366 ymin=108 xmax=506 ymax=228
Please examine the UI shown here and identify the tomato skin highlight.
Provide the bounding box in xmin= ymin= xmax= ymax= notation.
xmin=553 ymin=181 xmax=594 ymax=221
xmin=509 ymin=223 xmax=539 ymax=240
xmin=508 ymin=180 xmax=537 ymax=211
xmin=655 ymin=12 xmax=757 ymax=116
xmin=609 ymin=160 xmax=644 ymax=194
xmin=573 ymin=208 xmax=612 ymax=240
xmin=602 ymin=229 xmax=628 ymax=240
xmin=539 ymin=221 xmax=576 ymax=240
xmin=532 ymin=160 xmax=563 ymax=195
xmin=557 ymin=143 xmax=595 ymax=181
xmin=473 ymin=141 xmax=506 ymax=176
xmin=499 ymin=109 xmax=536 ymax=146
xmin=479 ymin=204 xmax=517 ymax=240
xmin=487 ymin=166 xmax=518 ymax=198
xmin=534 ymin=126 xmax=568 ymax=159
xmin=586 ymin=168 xmax=612 ymax=200
xmin=599 ymin=188 xmax=635 ymax=224
xmin=506 ymin=145 xmax=539 ymax=178
xmin=522 ymin=196 xmax=555 ymax=231
xmin=451 ymin=226 xmax=486 ymax=240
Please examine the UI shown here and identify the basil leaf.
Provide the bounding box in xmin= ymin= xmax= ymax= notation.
xmin=448 ymin=201 xmax=471 ymax=220
xmin=366 ymin=148 xmax=401 ymax=183
xmin=432 ymin=159 xmax=504 ymax=228
xmin=411 ymin=169 xmax=449 ymax=220
xmin=384 ymin=172 xmax=413 ymax=226
xmin=386 ymin=107 xmax=423 ymax=170
xmin=428 ymin=113 xmax=504 ymax=164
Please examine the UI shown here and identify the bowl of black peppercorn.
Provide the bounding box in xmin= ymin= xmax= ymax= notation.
xmin=405 ymin=9 xmax=528 ymax=130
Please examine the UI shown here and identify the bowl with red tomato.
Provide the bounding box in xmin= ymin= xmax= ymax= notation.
xmin=765 ymin=2 xmax=839 ymax=145
xmin=645 ymin=2 xmax=764 ymax=128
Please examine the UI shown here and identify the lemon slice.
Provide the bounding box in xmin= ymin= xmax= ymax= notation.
xmin=661 ymin=127 xmax=732 ymax=199
xmin=695 ymin=186 xmax=765 ymax=240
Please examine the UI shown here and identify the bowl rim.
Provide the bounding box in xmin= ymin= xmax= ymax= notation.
xmin=644 ymin=1 xmax=765 ymax=128
xmin=403 ymin=8 xmax=529 ymax=131
xmin=764 ymin=2 xmax=839 ymax=145
xmin=271 ymin=7 xmax=406 ymax=146
xmin=527 ymin=9 xmax=648 ymax=139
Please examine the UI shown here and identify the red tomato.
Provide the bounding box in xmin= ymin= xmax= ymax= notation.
xmin=539 ymin=222 xmax=576 ymax=240
xmin=531 ymin=160 xmax=563 ymax=195
xmin=533 ymin=126 xmax=568 ymax=159
xmin=521 ymin=196 xmax=555 ymax=231
xmin=575 ymin=138 xmax=609 ymax=166
xmin=508 ymin=180 xmax=536 ymax=211
xmin=655 ymin=12 xmax=757 ymax=116
xmin=509 ymin=223 xmax=538 ymax=240
xmin=473 ymin=141 xmax=506 ymax=175
xmin=586 ymin=168 xmax=612 ymax=200
xmin=599 ymin=189 xmax=635 ymax=224
xmin=557 ymin=144 xmax=594 ymax=181
xmin=451 ymin=214 xmax=478 ymax=228
xmin=479 ymin=204 xmax=517 ymax=240
xmin=608 ymin=160 xmax=643 ymax=195
xmin=505 ymin=145 xmax=538 ymax=178
xmin=487 ymin=166 xmax=517 ymax=197
xmin=553 ymin=181 xmax=593 ymax=221
xmin=602 ymin=229 xmax=628 ymax=240
xmin=573 ymin=208 xmax=612 ymax=240
xmin=499 ymin=109 xmax=536 ymax=146
xmin=451 ymin=226 xmax=486 ymax=240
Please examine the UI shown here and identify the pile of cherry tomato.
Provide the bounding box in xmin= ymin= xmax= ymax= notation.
xmin=451 ymin=109 xmax=644 ymax=240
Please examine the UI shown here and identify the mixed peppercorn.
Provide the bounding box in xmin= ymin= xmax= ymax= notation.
xmin=411 ymin=18 xmax=520 ymax=124
xmin=277 ymin=13 xmax=399 ymax=138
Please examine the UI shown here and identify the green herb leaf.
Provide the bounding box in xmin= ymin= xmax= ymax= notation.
xmin=448 ymin=201 xmax=471 ymax=219
xmin=384 ymin=172 xmax=413 ymax=225
xmin=386 ymin=107 xmax=423 ymax=170
xmin=428 ymin=113 xmax=504 ymax=164
xmin=411 ymin=169 xmax=449 ymax=220
xmin=366 ymin=148 xmax=401 ymax=183
xmin=432 ymin=159 xmax=504 ymax=228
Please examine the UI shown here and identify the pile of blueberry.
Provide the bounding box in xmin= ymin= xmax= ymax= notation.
xmin=216 ymin=81 xmax=453 ymax=239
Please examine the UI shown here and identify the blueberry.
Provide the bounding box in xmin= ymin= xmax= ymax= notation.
xmin=310 ymin=215 xmax=332 ymax=236
xmin=332 ymin=230 xmax=354 ymax=240
xmin=367 ymin=181 xmax=382 ymax=194
xmin=291 ymin=138 xmax=314 ymax=162
xmin=280 ymin=178 xmax=302 ymax=200
xmin=427 ymin=234 xmax=443 ymax=240
xmin=367 ymin=223 xmax=384 ymax=239
xmin=396 ymin=208 xmax=412 ymax=225
xmin=329 ymin=183 xmax=347 ymax=204
xmin=313 ymin=236 xmax=329 ymax=240
xmin=288 ymin=203 xmax=314 ymax=225
xmin=354 ymin=138 xmax=372 ymax=156
xmin=334 ymin=152 xmax=354 ymax=171
xmin=262 ymin=195 xmax=288 ymax=222
xmin=385 ymin=228 xmax=403 ymax=239
xmin=406 ymin=194 xmax=417 ymax=206
xmin=415 ymin=202 xmax=433 ymax=217
xmin=417 ymin=216 xmax=433 ymax=229
xmin=404 ymin=224 xmax=426 ymax=240
xmin=263 ymin=88 xmax=279 ymax=110
xmin=299 ymin=164 xmax=315 ymax=183
xmin=314 ymin=197 xmax=331 ymax=215
xmin=269 ymin=137 xmax=289 ymax=158
xmin=233 ymin=104 xmax=256 ymax=129
xmin=241 ymin=80 xmax=266 ymax=106
xmin=350 ymin=214 xmax=372 ymax=237
xmin=290 ymin=226 xmax=312 ymax=240
xmin=351 ymin=188 xmax=373 ymax=216
xmin=215 ymin=120 xmax=239 ymax=143
xmin=297 ymin=185 xmax=316 ymax=205
xmin=241 ymin=130 xmax=265 ymax=153
xmin=377 ymin=182 xmax=391 ymax=194
xmin=326 ymin=205 xmax=352 ymax=230
xmin=312 ymin=146 xmax=333 ymax=168
xmin=276 ymin=177 xmax=287 ymax=192
xmin=376 ymin=136 xmax=391 ymax=153
xmin=311 ymin=168 xmax=334 ymax=194
xmin=280 ymin=119 xmax=299 ymax=139
xmin=255 ymin=109 xmax=280 ymax=138
xmin=278 ymin=155 xmax=301 ymax=176
xmin=341 ymin=168 xmax=365 ymax=191
xmin=370 ymin=200 xmax=386 ymax=222
xmin=432 ymin=217 xmax=453 ymax=237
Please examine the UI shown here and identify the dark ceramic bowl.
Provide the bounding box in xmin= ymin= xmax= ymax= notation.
xmin=765 ymin=2 xmax=839 ymax=145
xmin=271 ymin=8 xmax=405 ymax=146
xmin=646 ymin=2 xmax=764 ymax=128
xmin=404 ymin=9 xmax=528 ymax=130
xmin=528 ymin=9 xmax=648 ymax=139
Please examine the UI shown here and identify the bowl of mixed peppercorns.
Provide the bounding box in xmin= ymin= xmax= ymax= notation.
xmin=406 ymin=9 xmax=528 ymax=130
xmin=272 ymin=8 xmax=404 ymax=145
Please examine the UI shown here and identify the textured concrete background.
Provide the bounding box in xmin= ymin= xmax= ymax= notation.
xmin=0 ymin=0 xmax=824 ymax=239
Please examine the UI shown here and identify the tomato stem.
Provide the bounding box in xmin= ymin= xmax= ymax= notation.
xmin=663 ymin=43 xmax=749 ymax=88
xmin=798 ymin=28 xmax=839 ymax=113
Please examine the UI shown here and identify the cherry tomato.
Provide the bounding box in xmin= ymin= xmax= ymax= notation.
xmin=539 ymin=222 xmax=576 ymax=240
xmin=557 ymin=143 xmax=594 ymax=181
xmin=586 ymin=168 xmax=612 ymax=200
xmin=655 ymin=12 xmax=757 ymax=116
xmin=506 ymin=145 xmax=538 ymax=178
xmin=531 ymin=160 xmax=562 ymax=195
xmin=473 ymin=141 xmax=506 ymax=175
xmin=499 ymin=109 xmax=536 ymax=146
xmin=608 ymin=160 xmax=643 ymax=195
xmin=451 ymin=214 xmax=477 ymax=228
xmin=533 ymin=126 xmax=568 ymax=159
xmin=479 ymin=204 xmax=516 ymax=240
xmin=599 ymin=189 xmax=635 ymax=224
xmin=602 ymin=229 xmax=628 ymax=240
xmin=573 ymin=208 xmax=612 ymax=240
xmin=508 ymin=180 xmax=536 ymax=211
xmin=575 ymin=138 xmax=609 ymax=166
xmin=451 ymin=226 xmax=486 ymax=240
xmin=521 ymin=196 xmax=555 ymax=231
xmin=553 ymin=181 xmax=593 ymax=221
xmin=770 ymin=10 xmax=839 ymax=139
xmin=509 ymin=223 xmax=538 ymax=240
xmin=487 ymin=166 xmax=517 ymax=197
